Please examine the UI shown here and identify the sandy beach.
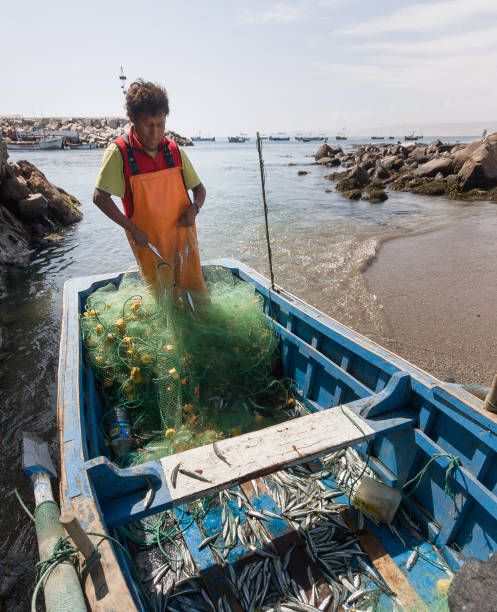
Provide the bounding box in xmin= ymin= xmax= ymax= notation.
xmin=364 ymin=213 xmax=497 ymax=386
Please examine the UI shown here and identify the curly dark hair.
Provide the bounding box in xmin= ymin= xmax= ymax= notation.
xmin=125 ymin=79 xmax=170 ymax=121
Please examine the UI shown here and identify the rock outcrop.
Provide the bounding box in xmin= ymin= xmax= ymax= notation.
xmin=0 ymin=137 xmax=82 ymax=299
xmin=319 ymin=132 xmax=497 ymax=202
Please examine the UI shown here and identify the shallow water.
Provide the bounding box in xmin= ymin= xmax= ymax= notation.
xmin=0 ymin=136 xmax=486 ymax=607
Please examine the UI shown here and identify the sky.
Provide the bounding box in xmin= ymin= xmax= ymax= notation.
xmin=2 ymin=0 xmax=497 ymax=135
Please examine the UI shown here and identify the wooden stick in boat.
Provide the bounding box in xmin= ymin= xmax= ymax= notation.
xmin=485 ymin=372 xmax=497 ymax=413
xmin=60 ymin=509 xmax=97 ymax=561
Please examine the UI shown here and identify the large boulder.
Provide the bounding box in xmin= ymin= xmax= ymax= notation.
xmin=348 ymin=164 xmax=370 ymax=186
xmin=408 ymin=146 xmax=428 ymax=164
xmin=448 ymin=554 xmax=497 ymax=612
xmin=415 ymin=157 xmax=453 ymax=178
xmin=315 ymin=143 xmax=336 ymax=161
xmin=411 ymin=179 xmax=447 ymax=196
xmin=16 ymin=160 xmax=82 ymax=225
xmin=426 ymin=139 xmax=443 ymax=155
xmin=452 ymin=142 xmax=483 ymax=173
xmin=0 ymin=174 xmax=29 ymax=202
xmin=458 ymin=138 xmax=497 ymax=190
xmin=17 ymin=193 xmax=48 ymax=221
xmin=316 ymin=156 xmax=340 ymax=166
xmin=380 ymin=155 xmax=404 ymax=171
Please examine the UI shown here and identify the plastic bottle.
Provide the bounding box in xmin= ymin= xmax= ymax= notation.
xmin=108 ymin=405 xmax=132 ymax=457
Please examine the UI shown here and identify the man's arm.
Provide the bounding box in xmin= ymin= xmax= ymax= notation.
xmin=177 ymin=182 xmax=206 ymax=228
xmin=93 ymin=188 xmax=149 ymax=247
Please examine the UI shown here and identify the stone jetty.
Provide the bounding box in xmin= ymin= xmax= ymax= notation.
xmin=0 ymin=116 xmax=192 ymax=148
xmin=315 ymin=133 xmax=497 ymax=202
xmin=0 ymin=137 xmax=82 ymax=300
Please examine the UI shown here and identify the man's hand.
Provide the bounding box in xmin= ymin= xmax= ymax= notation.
xmin=130 ymin=225 xmax=149 ymax=248
xmin=176 ymin=205 xmax=198 ymax=228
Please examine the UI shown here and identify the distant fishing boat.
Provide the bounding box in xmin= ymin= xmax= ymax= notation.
xmin=336 ymin=127 xmax=347 ymax=140
xmin=191 ymin=132 xmax=215 ymax=142
xmin=66 ymin=142 xmax=96 ymax=150
xmin=299 ymin=134 xmax=328 ymax=143
xmin=405 ymin=132 xmax=423 ymax=141
xmin=371 ymin=136 xmax=384 ymax=140
xmin=388 ymin=136 xmax=395 ymax=139
xmin=228 ymin=135 xmax=248 ymax=143
xmin=6 ymin=136 xmax=63 ymax=150
xmin=269 ymin=132 xmax=290 ymax=141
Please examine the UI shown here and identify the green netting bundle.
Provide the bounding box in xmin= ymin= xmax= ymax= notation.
xmin=80 ymin=266 xmax=299 ymax=465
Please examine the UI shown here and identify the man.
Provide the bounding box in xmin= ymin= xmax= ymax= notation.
xmin=93 ymin=79 xmax=207 ymax=297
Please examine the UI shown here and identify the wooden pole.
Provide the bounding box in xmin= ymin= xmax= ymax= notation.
xmin=485 ymin=372 xmax=497 ymax=413
xmin=60 ymin=510 xmax=97 ymax=561
xmin=60 ymin=509 xmax=109 ymax=600
xmin=256 ymin=132 xmax=275 ymax=291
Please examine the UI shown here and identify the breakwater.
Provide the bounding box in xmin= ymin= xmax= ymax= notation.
xmin=0 ymin=116 xmax=192 ymax=148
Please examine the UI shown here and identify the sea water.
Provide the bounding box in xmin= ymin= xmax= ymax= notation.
xmin=0 ymin=136 xmax=485 ymax=606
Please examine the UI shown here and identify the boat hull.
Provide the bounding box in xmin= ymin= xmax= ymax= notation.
xmin=7 ymin=136 xmax=63 ymax=150
xmin=66 ymin=142 xmax=96 ymax=150
xmin=59 ymin=260 xmax=497 ymax=610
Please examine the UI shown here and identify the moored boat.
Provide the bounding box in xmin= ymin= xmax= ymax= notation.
xmin=66 ymin=142 xmax=97 ymax=150
xmin=57 ymin=260 xmax=497 ymax=611
xmin=6 ymin=136 xmax=63 ymax=150
xmin=405 ymin=132 xmax=423 ymax=141
xmin=228 ymin=135 xmax=248 ymax=142
xmin=269 ymin=132 xmax=290 ymax=141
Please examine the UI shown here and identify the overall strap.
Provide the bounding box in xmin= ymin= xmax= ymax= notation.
xmin=162 ymin=139 xmax=175 ymax=168
xmin=122 ymin=133 xmax=140 ymax=175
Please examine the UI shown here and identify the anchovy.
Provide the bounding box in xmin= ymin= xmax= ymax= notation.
xmin=198 ymin=532 xmax=220 ymax=551
xmin=262 ymin=509 xmax=283 ymax=520
xmin=143 ymin=481 xmax=155 ymax=510
xmin=171 ymin=462 xmax=181 ymax=488
xmin=246 ymin=509 xmax=270 ymax=522
xmin=185 ymin=291 xmax=195 ymax=311
xmin=406 ymin=549 xmax=419 ymax=571
xmin=152 ymin=563 xmax=169 ymax=586
xmin=179 ymin=467 xmax=211 ymax=483
xmin=213 ymin=441 xmax=231 ymax=466
xmin=318 ymin=594 xmax=332 ymax=611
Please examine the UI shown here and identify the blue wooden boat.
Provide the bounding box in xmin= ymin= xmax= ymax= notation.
xmin=58 ymin=259 xmax=497 ymax=610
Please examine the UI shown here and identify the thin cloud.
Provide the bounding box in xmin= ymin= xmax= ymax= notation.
xmin=337 ymin=0 xmax=497 ymax=35
xmin=307 ymin=50 xmax=497 ymax=94
xmin=239 ymin=0 xmax=342 ymax=24
xmin=240 ymin=3 xmax=308 ymax=23
xmin=353 ymin=25 xmax=497 ymax=55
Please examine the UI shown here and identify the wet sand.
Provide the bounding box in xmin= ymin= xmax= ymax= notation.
xmin=363 ymin=215 xmax=497 ymax=386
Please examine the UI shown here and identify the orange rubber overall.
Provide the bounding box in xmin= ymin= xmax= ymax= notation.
xmin=126 ymin=166 xmax=208 ymax=298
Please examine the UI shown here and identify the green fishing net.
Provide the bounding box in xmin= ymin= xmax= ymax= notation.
xmin=80 ymin=266 xmax=302 ymax=465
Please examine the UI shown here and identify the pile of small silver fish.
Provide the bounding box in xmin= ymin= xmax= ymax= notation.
xmin=132 ymin=441 xmax=451 ymax=612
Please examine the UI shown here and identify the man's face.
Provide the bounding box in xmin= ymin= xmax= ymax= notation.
xmin=133 ymin=113 xmax=166 ymax=150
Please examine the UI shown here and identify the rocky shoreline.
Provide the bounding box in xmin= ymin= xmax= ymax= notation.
xmin=0 ymin=137 xmax=82 ymax=301
xmin=314 ymin=132 xmax=497 ymax=202
xmin=0 ymin=116 xmax=193 ymax=148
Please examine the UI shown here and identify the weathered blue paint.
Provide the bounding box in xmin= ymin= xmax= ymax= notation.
xmin=58 ymin=259 xmax=497 ymax=610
